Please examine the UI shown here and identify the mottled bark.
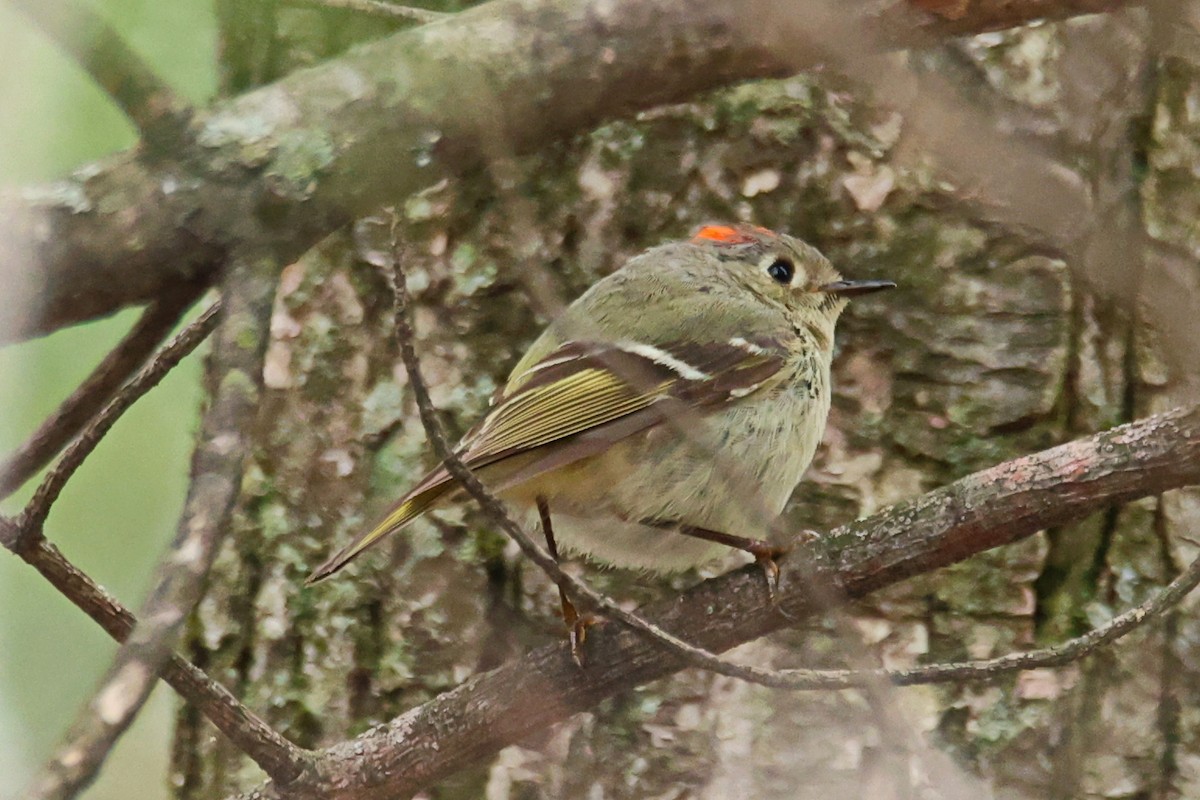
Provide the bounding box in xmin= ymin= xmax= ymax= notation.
xmin=155 ymin=5 xmax=1200 ymax=800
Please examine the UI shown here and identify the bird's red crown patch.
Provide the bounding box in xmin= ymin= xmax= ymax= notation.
xmin=691 ymin=224 xmax=775 ymax=245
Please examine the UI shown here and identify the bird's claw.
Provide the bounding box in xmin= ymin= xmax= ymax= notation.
xmin=568 ymin=614 xmax=596 ymax=667
xmin=748 ymin=542 xmax=788 ymax=604
xmin=558 ymin=591 xmax=596 ymax=667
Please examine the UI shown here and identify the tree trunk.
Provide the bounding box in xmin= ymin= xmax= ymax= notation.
xmin=174 ymin=6 xmax=1200 ymax=798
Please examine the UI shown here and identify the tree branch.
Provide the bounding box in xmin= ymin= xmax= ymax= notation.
xmin=253 ymin=404 xmax=1200 ymax=799
xmin=15 ymin=302 xmax=221 ymax=540
xmin=23 ymin=255 xmax=278 ymax=800
xmin=0 ymin=284 xmax=207 ymax=501
xmin=287 ymin=0 xmax=451 ymax=24
xmin=0 ymin=291 xmax=307 ymax=782
xmin=6 ymin=0 xmax=192 ymax=147
xmin=880 ymin=0 xmax=1129 ymax=37
xmin=0 ymin=529 xmax=310 ymax=783
xmin=0 ymin=0 xmax=1132 ymax=345
xmin=720 ymin=541 xmax=1200 ymax=689
xmin=386 ymin=231 xmax=1200 ymax=695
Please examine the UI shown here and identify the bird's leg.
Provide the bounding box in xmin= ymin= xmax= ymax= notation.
xmin=537 ymin=496 xmax=591 ymax=666
xmin=536 ymin=496 xmax=575 ymax=624
xmin=650 ymin=520 xmax=791 ymax=602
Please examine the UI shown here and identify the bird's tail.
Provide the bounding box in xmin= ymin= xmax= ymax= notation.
xmin=306 ymin=482 xmax=451 ymax=584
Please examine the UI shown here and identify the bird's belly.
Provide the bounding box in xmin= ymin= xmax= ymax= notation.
xmin=510 ymin=388 xmax=828 ymax=572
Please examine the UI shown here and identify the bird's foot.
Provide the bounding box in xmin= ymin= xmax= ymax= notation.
xmin=746 ymin=541 xmax=789 ymax=604
xmin=559 ymin=592 xmax=596 ymax=667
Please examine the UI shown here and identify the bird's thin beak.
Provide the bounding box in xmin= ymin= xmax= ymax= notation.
xmin=818 ymin=279 xmax=896 ymax=297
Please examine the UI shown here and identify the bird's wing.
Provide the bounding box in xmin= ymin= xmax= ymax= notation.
xmin=307 ymin=336 xmax=788 ymax=582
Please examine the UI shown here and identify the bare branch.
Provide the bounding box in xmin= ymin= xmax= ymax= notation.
xmin=387 ymin=229 xmax=792 ymax=680
xmin=0 ymin=0 xmax=1133 ymax=344
xmin=15 ymin=301 xmax=221 ymax=543
xmin=287 ymin=0 xmax=451 ymax=23
xmin=0 ymin=284 xmax=206 ymax=501
xmin=0 ymin=525 xmax=310 ymax=782
xmin=5 ymin=0 xmax=192 ymax=147
xmin=874 ymin=0 xmax=1131 ymax=38
xmin=385 ymin=233 xmax=1200 ymax=695
xmin=266 ymin=404 xmax=1200 ymax=799
xmin=23 ymin=255 xmax=277 ymax=800
xmin=0 ymin=292 xmax=305 ymax=780
xmin=698 ymin=542 xmax=1200 ymax=690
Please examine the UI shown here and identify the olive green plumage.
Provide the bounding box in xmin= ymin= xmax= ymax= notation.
xmin=308 ymin=224 xmax=892 ymax=582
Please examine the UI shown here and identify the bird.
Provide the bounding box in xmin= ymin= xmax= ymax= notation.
xmin=308 ymin=224 xmax=893 ymax=617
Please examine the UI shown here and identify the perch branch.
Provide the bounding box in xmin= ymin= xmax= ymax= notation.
xmin=268 ymin=404 xmax=1200 ymax=799
xmin=24 ymin=254 xmax=278 ymax=800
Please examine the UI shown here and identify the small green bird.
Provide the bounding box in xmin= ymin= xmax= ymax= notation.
xmin=308 ymin=224 xmax=892 ymax=589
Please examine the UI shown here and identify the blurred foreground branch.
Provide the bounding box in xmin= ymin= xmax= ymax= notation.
xmin=287 ymin=0 xmax=451 ymax=23
xmin=6 ymin=0 xmax=192 ymax=147
xmin=0 ymin=296 xmax=307 ymax=787
xmin=0 ymin=0 xmax=1133 ymax=344
xmin=0 ymin=533 xmax=308 ymax=784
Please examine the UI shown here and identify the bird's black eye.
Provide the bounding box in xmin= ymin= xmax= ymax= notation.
xmin=767 ymin=258 xmax=794 ymax=284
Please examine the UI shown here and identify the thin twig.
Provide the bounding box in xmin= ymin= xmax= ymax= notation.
xmin=24 ymin=254 xmax=277 ymax=800
xmin=0 ymin=286 xmax=206 ymax=501
xmin=0 ymin=521 xmax=308 ymax=781
xmin=721 ymin=545 xmax=1200 ymax=689
xmin=6 ymin=0 xmax=191 ymax=147
xmin=387 ymin=225 xmax=760 ymax=676
xmin=288 ymin=0 xmax=450 ymax=23
xmin=386 ymin=225 xmax=1200 ymax=691
xmin=0 ymin=302 xmax=306 ymax=783
xmin=15 ymin=302 xmax=222 ymax=546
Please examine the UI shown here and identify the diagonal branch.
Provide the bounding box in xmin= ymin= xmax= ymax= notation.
xmin=287 ymin=0 xmax=451 ymax=23
xmin=386 ymin=234 xmax=1200 ymax=694
xmin=267 ymin=404 xmax=1200 ymax=799
xmin=15 ymin=301 xmax=221 ymax=541
xmin=6 ymin=0 xmax=192 ymax=147
xmin=0 ymin=527 xmax=309 ymax=783
xmin=0 ymin=297 xmax=307 ymax=783
xmin=23 ymin=254 xmax=278 ymax=800
xmin=876 ymin=0 xmax=1130 ymax=37
xmin=0 ymin=284 xmax=207 ymax=501
xmin=0 ymin=0 xmax=1133 ymax=344
xmin=709 ymin=542 xmax=1200 ymax=689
